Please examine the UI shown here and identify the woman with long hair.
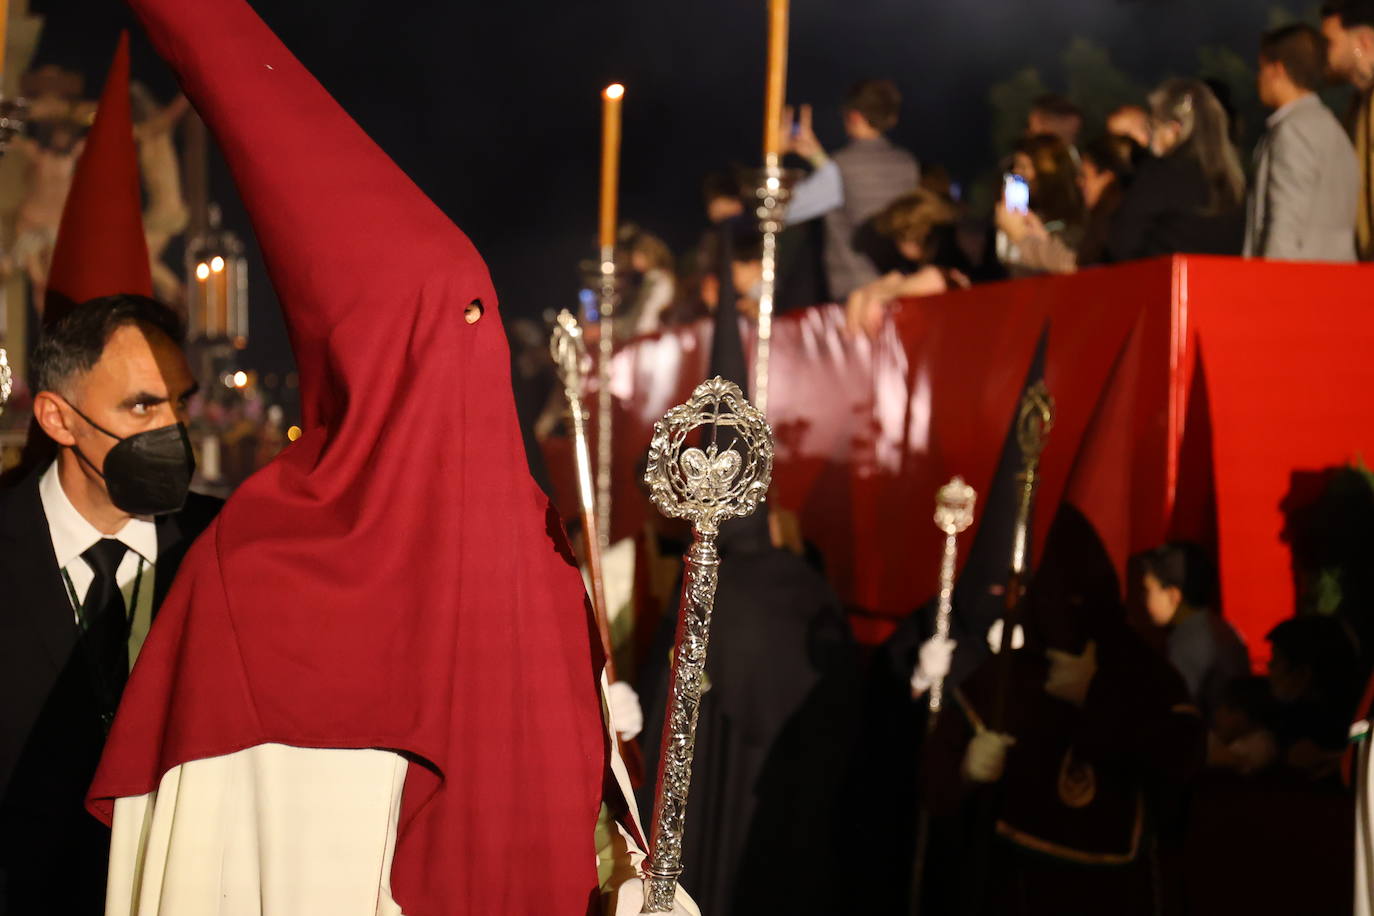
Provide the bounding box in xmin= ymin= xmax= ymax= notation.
xmin=1108 ymin=78 xmax=1246 ymax=259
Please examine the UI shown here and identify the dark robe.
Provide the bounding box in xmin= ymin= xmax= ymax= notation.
xmin=849 ymin=330 xmax=1049 ymax=914
xmin=637 ymin=536 xmax=860 ymax=915
xmin=921 ymin=506 xmax=1205 ymax=916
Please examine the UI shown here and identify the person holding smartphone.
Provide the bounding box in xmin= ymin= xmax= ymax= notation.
xmin=994 ymin=134 xmax=1086 ymax=275
xmin=997 ymin=135 xmax=1137 ymax=274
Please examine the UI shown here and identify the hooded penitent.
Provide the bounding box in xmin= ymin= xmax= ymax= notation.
xmin=89 ymin=1 xmax=607 ymax=912
xmin=45 ymin=31 xmax=153 ymax=323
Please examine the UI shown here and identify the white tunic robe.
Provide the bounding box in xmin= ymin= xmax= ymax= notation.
xmin=104 ymin=679 xmax=692 ymax=916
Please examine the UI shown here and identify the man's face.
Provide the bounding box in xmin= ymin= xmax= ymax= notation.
xmin=1078 ymin=160 xmax=1111 ymax=210
xmin=1324 ymin=15 xmax=1358 ymax=82
xmin=707 ymin=196 xmax=744 ymax=224
xmin=730 ymin=259 xmax=763 ymax=319
xmin=896 ymin=238 xmax=924 ymax=262
xmin=40 ymin=323 xmax=195 ymax=490
xmin=1107 ymin=107 xmax=1151 ymax=148
xmin=1257 ymin=57 xmax=1282 ymax=109
xmin=1324 ymin=16 xmax=1374 ymax=87
xmin=1149 ymin=120 xmax=1182 ymax=158
xmin=1142 ymin=572 xmax=1181 ymax=627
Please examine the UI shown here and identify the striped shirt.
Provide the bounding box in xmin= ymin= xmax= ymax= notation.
xmin=823 ymin=135 xmax=921 ymax=299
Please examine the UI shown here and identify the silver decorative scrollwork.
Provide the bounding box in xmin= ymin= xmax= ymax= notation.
xmin=640 ymin=376 xmax=773 ymax=912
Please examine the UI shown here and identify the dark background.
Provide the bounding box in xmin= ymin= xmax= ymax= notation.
xmin=33 ymin=0 xmax=1288 ymax=378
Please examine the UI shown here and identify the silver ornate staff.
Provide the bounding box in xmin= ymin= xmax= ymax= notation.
xmin=926 ymin=476 xmax=977 ymax=719
xmin=550 ymin=310 xmax=616 ymax=674
xmin=908 ymin=476 xmax=976 ymax=915
xmin=640 ymin=376 xmax=773 ymax=912
xmin=749 ymin=165 xmax=796 ymax=417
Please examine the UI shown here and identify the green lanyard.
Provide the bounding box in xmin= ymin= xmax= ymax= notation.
xmin=61 ymin=551 xmax=147 ymax=634
xmin=61 ymin=548 xmax=146 ymax=733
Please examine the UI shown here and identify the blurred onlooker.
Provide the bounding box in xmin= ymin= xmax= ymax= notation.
xmin=1027 ymin=93 xmax=1084 ymax=150
xmin=997 ymin=134 xmax=1133 ymax=273
xmin=625 ymin=230 xmax=677 ymax=336
xmin=1267 ymin=616 xmax=1362 ymax=780
xmin=997 ymin=133 xmax=1084 ymax=273
xmin=698 ymin=226 xmax=764 ymax=319
xmin=858 ymin=187 xmax=969 ymax=274
xmin=779 ymin=103 xmax=844 ymax=224
xmin=1321 ymin=0 xmax=1374 ymax=260
xmin=843 ymin=190 xmax=969 ymax=336
xmin=1107 ymin=104 xmax=1152 ymax=148
xmin=702 ymin=169 xmax=745 ymax=225
xmin=1139 ymin=542 xmax=1249 ymax=723
xmin=1108 ymin=78 xmax=1246 ymax=260
xmin=1206 ymin=676 xmax=1279 ymax=775
xmin=823 ymin=79 xmax=921 ymax=300
xmin=1245 ymin=23 xmax=1358 ymax=262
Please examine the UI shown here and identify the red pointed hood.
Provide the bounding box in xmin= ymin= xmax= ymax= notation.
xmin=91 ymin=2 xmax=608 ymax=913
xmin=45 ymin=31 xmax=153 ymax=322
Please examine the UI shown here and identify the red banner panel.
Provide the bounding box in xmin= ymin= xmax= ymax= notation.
xmin=542 ymin=256 xmax=1374 ymax=657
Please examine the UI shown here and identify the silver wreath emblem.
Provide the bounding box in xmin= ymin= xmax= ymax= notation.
xmin=643 ymin=376 xmax=773 ymax=535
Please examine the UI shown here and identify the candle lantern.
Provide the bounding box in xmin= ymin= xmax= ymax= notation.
xmin=186 ymin=204 xmax=248 ymax=346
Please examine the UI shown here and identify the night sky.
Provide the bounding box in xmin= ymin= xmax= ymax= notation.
xmin=35 ymin=0 xmax=1281 ymax=378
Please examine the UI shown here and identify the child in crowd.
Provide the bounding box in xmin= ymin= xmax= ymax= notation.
xmin=1139 ymin=542 xmax=1250 ymax=723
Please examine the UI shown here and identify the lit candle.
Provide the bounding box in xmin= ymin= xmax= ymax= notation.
xmin=0 ymin=0 xmax=11 ymax=92
xmin=762 ymin=0 xmax=789 ymax=165
xmin=599 ymin=83 xmax=624 ymax=252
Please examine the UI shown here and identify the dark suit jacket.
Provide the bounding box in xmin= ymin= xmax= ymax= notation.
xmin=0 ymin=465 xmax=220 ymax=915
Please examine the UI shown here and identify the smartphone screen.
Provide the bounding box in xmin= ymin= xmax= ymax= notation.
xmin=1003 ymin=173 xmax=1030 ymax=214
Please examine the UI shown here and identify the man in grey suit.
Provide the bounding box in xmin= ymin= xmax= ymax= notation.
xmin=1245 ymin=23 xmax=1359 ymax=261
xmin=823 ymin=79 xmax=921 ymax=300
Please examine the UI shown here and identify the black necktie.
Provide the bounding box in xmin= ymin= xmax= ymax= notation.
xmin=81 ymin=539 xmax=130 ymax=723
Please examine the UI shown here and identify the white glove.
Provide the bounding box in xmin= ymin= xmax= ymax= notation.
xmin=607 ymin=681 xmax=644 ymax=742
xmin=962 ymin=727 xmax=1016 ymax=783
xmin=611 ymin=877 xmax=697 ymax=915
xmin=1044 ymin=639 xmax=1098 ymax=708
xmin=985 ymin=618 xmax=1025 ymax=654
xmin=910 ymin=636 xmax=956 ymax=698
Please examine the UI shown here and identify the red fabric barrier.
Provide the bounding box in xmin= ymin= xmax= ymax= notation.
xmin=542 ymin=256 xmax=1374 ymax=655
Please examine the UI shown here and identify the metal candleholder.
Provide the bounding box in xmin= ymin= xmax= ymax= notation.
xmin=748 ymin=162 xmax=799 ymax=415
xmin=640 ymin=376 xmax=773 ymax=912
xmin=0 ymin=347 xmax=11 ymax=414
xmin=596 ymin=244 xmax=617 ymax=550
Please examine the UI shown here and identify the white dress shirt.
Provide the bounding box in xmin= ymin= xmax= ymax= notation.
xmin=39 ymin=460 xmax=159 ymax=667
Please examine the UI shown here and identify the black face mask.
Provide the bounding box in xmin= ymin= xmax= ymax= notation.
xmin=64 ymin=401 xmax=196 ymax=517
